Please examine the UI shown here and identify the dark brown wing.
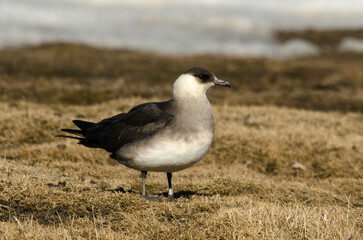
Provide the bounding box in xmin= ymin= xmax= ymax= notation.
xmin=61 ymin=100 xmax=174 ymax=153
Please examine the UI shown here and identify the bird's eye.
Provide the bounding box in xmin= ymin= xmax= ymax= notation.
xmin=198 ymin=74 xmax=208 ymax=80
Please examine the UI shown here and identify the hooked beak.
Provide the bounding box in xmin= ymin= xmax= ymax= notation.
xmin=213 ymin=78 xmax=231 ymax=88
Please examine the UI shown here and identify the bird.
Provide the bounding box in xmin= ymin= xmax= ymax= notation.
xmin=59 ymin=67 xmax=230 ymax=201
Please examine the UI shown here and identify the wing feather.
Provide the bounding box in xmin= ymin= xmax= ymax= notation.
xmin=61 ymin=100 xmax=174 ymax=153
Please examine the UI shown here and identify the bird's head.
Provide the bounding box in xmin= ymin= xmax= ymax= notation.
xmin=173 ymin=67 xmax=230 ymax=98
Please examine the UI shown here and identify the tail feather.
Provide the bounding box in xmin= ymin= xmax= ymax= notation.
xmin=56 ymin=134 xmax=99 ymax=148
xmin=61 ymin=129 xmax=83 ymax=136
xmin=56 ymin=134 xmax=82 ymax=140
xmin=73 ymin=120 xmax=95 ymax=130
xmin=58 ymin=120 xmax=100 ymax=148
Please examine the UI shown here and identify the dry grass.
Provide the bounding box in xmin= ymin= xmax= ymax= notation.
xmin=0 ymin=43 xmax=362 ymax=239
xmin=1 ymin=42 xmax=363 ymax=112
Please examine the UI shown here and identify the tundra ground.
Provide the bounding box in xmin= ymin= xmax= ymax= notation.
xmin=0 ymin=43 xmax=362 ymax=239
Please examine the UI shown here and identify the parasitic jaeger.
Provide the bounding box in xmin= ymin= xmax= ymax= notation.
xmin=60 ymin=67 xmax=230 ymax=201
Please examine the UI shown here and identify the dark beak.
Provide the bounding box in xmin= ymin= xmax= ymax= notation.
xmin=213 ymin=78 xmax=231 ymax=88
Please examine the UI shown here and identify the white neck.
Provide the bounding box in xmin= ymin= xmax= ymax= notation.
xmin=173 ymin=74 xmax=214 ymax=99
xmin=171 ymin=74 xmax=215 ymax=131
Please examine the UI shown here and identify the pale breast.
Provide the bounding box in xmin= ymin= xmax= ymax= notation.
xmin=116 ymin=129 xmax=214 ymax=172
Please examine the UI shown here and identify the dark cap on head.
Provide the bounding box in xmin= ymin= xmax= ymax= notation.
xmin=184 ymin=67 xmax=231 ymax=88
xmin=184 ymin=67 xmax=215 ymax=83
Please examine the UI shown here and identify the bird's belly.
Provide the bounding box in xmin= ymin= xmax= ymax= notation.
xmin=115 ymin=131 xmax=213 ymax=172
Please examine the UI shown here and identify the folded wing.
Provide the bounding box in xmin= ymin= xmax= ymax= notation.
xmin=61 ymin=100 xmax=174 ymax=153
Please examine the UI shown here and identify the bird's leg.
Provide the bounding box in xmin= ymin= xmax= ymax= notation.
xmin=167 ymin=172 xmax=174 ymax=198
xmin=141 ymin=171 xmax=147 ymax=198
xmin=141 ymin=171 xmax=161 ymax=202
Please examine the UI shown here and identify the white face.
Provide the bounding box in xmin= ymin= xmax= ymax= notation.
xmin=173 ymin=74 xmax=214 ymax=98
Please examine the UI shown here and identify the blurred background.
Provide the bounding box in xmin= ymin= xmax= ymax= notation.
xmin=1 ymin=0 xmax=363 ymax=113
xmin=2 ymin=0 xmax=363 ymax=58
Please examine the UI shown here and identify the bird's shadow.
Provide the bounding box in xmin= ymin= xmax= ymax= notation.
xmin=108 ymin=187 xmax=132 ymax=194
xmin=159 ymin=190 xmax=210 ymax=199
xmin=107 ymin=187 xmax=210 ymax=199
